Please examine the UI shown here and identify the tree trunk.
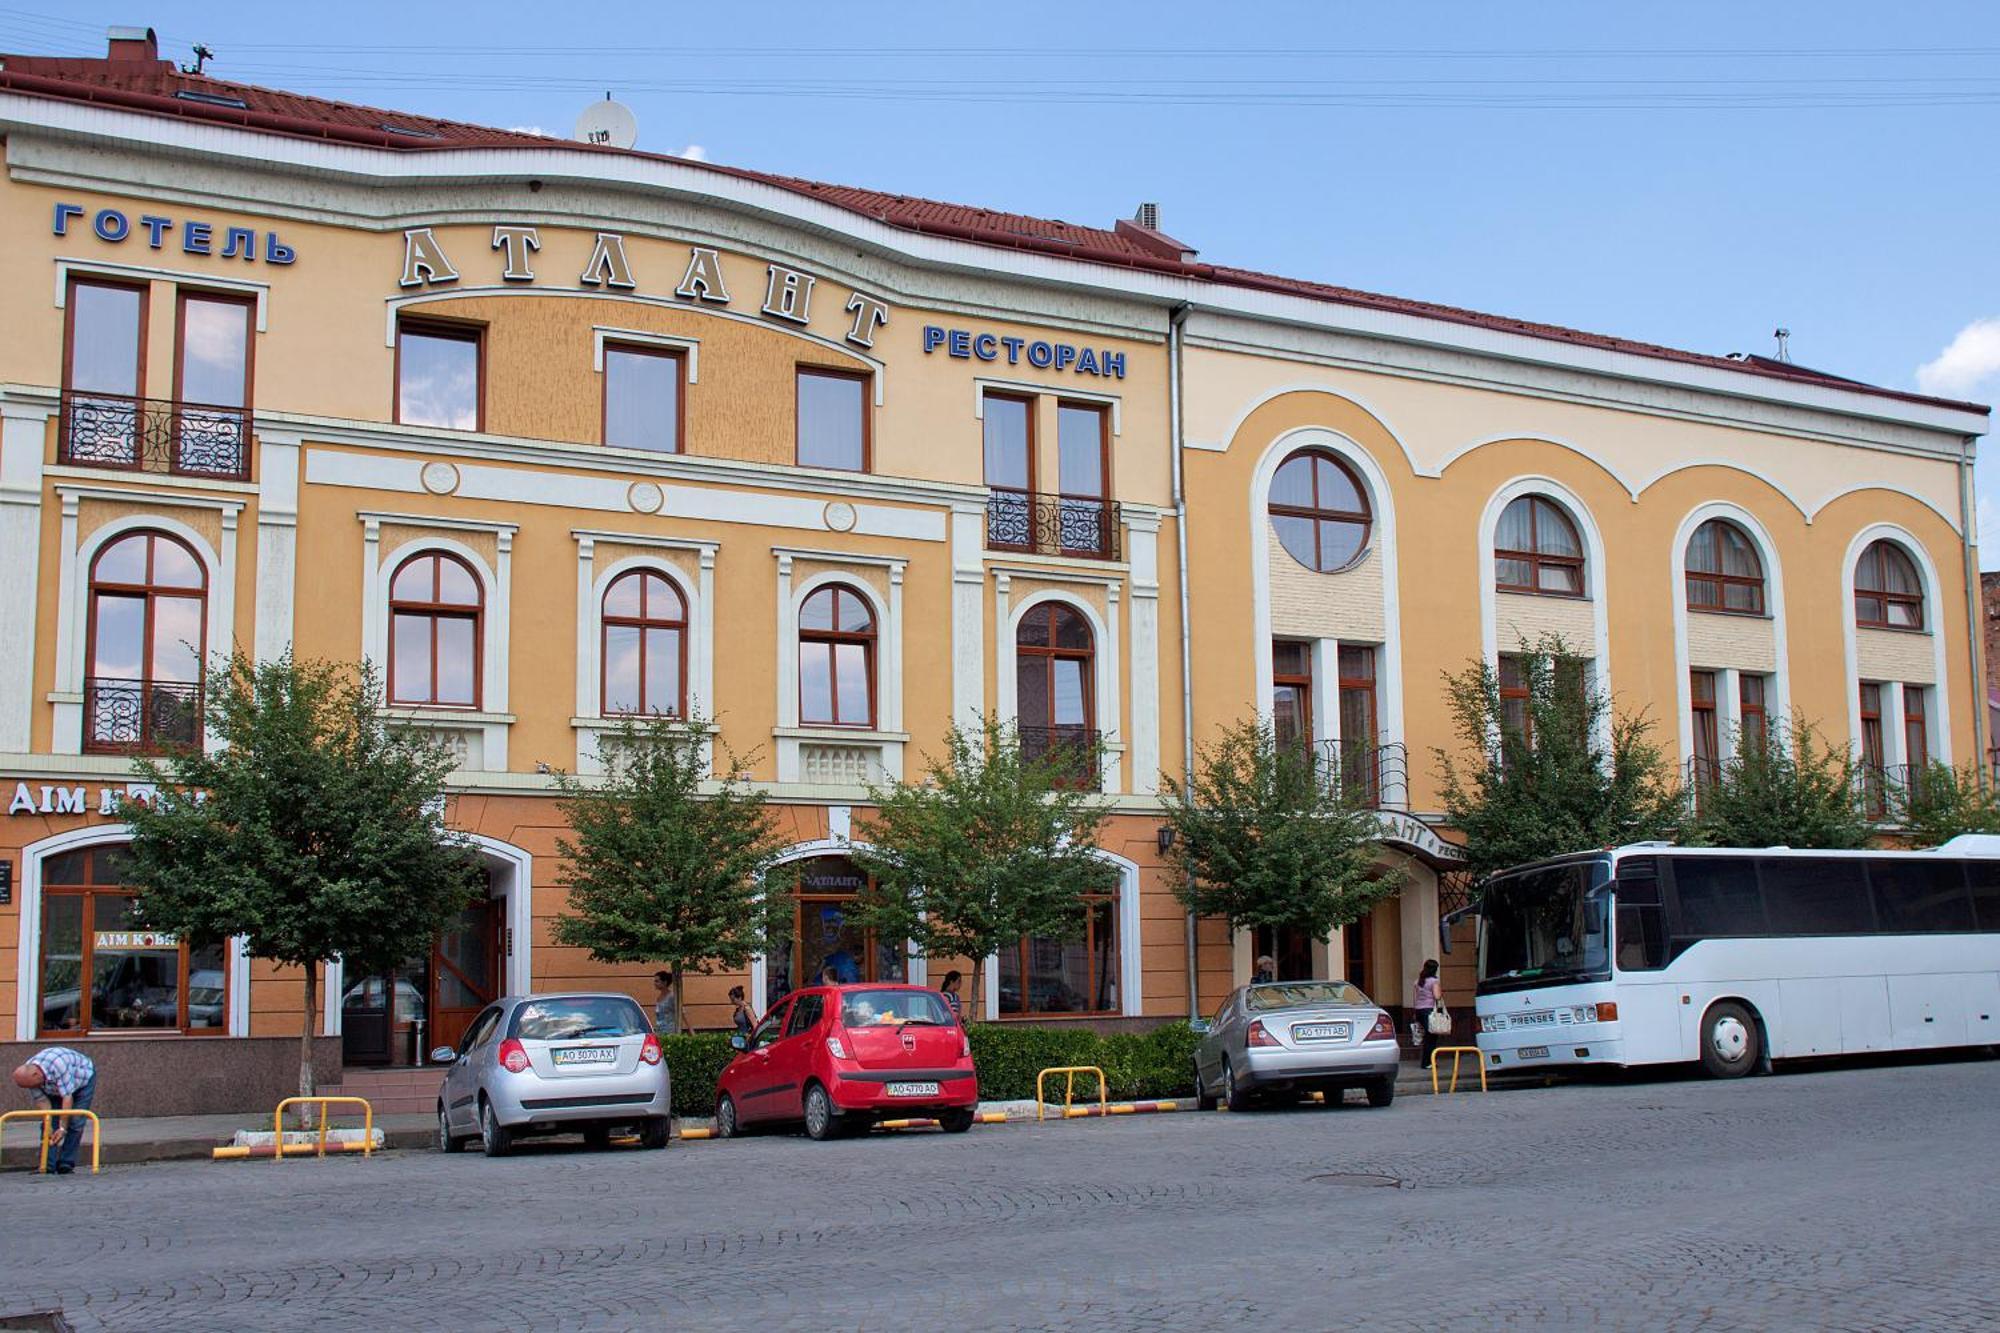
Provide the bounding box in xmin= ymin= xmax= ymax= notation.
xmin=297 ymin=959 xmax=317 ymax=1129
xmin=968 ymin=956 xmax=985 ymax=1026
xmin=671 ymin=962 xmax=683 ymax=1035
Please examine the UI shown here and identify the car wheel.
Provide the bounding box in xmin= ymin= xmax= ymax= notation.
xmin=1700 ymin=1000 xmax=1762 ymax=1078
xmin=583 ymin=1125 xmax=612 ymax=1151
xmin=1365 ymin=1078 xmax=1396 ymax=1108
xmin=479 ymin=1100 xmax=512 ymax=1158
xmin=715 ymin=1094 xmax=740 ymax=1140
xmin=803 ymin=1083 xmax=840 ymax=1141
xmin=1223 ymin=1057 xmax=1256 ymax=1113
xmin=638 ymin=1117 xmax=670 ymax=1150
xmin=937 ymin=1107 xmax=975 ymax=1134
xmin=437 ymin=1103 xmax=464 ymax=1153
xmin=1193 ymin=1060 xmax=1218 ymax=1112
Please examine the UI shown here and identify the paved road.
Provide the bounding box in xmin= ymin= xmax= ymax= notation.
xmin=4 ymin=1056 xmax=1997 ymax=1332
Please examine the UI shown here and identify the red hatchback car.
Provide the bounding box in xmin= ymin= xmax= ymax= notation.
xmin=714 ymin=983 xmax=979 ymax=1139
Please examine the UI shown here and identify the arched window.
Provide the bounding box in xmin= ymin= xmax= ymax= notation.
xmin=799 ymin=584 xmax=875 ymax=727
xmin=86 ymin=529 xmax=206 ymax=752
xmin=602 ymin=569 xmax=687 ymax=717
xmin=1495 ymin=495 xmax=1584 ymax=596
xmin=1268 ymin=448 xmax=1371 ymax=573
xmin=1016 ymin=602 xmax=1096 ymax=784
xmin=1855 ymin=540 xmax=1924 ymax=630
xmin=389 ymin=551 xmax=482 ymax=707
xmin=1685 ymin=519 xmax=1765 ymax=615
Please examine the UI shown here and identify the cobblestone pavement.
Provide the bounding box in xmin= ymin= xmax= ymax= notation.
xmin=4 ymin=1056 xmax=1997 ymax=1332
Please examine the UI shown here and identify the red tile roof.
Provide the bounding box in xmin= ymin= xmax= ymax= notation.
xmin=0 ymin=35 xmax=1983 ymax=420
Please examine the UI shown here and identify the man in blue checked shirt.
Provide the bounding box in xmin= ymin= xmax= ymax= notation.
xmin=12 ymin=1046 xmax=97 ymax=1174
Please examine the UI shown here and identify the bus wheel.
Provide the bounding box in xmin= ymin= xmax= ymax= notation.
xmin=1700 ymin=1001 xmax=1761 ymax=1078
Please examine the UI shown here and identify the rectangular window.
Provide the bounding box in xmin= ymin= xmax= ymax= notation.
xmin=1338 ymin=645 xmax=1379 ymax=803
xmin=1903 ymin=685 xmax=1928 ymax=768
xmin=1272 ymin=640 xmax=1312 ymax=751
xmin=796 ymin=367 xmax=868 ymax=471
xmin=175 ymin=292 xmax=252 ymax=410
xmin=1499 ymin=654 xmax=1530 ymax=744
xmin=999 ymin=894 xmax=1117 ymax=1017
xmin=1056 ymin=402 xmax=1111 ymax=556
xmin=1739 ymin=674 xmax=1769 ymax=752
xmin=603 ymin=344 xmax=682 ymax=453
xmin=1761 ymin=858 xmax=1874 ymax=935
xmin=1859 ymin=682 xmax=1886 ymax=817
xmin=38 ymin=846 xmax=225 ymax=1037
xmin=1868 ymin=859 xmax=1974 ymax=933
xmin=396 ymin=320 xmax=483 ymax=430
xmin=983 ymin=392 xmax=1035 ymax=552
xmin=1690 ymin=670 xmax=1720 ymax=784
xmin=61 ymin=278 xmax=149 ymax=468
xmin=1670 ymin=856 xmax=1765 ymax=937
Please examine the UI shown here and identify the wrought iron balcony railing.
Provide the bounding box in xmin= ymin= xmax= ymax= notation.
xmin=1683 ymin=756 xmax=1723 ymax=812
xmin=1313 ymin=739 xmax=1409 ymax=810
xmin=986 ymin=489 xmax=1122 ymax=561
xmin=1857 ymin=762 xmax=1926 ymax=822
xmin=84 ymin=677 xmax=202 ymax=753
xmin=1018 ymin=723 xmax=1101 ymax=789
xmin=58 ymin=391 xmax=252 ymax=480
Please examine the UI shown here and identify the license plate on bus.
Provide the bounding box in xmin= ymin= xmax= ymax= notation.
xmin=886 ymin=1081 xmax=941 ymax=1098
xmin=552 ymin=1046 xmax=617 ymax=1066
xmin=1519 ymin=1046 xmax=1550 ymax=1060
xmin=1292 ymin=1022 xmax=1352 ymax=1042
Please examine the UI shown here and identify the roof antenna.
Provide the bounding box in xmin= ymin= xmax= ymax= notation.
xmin=182 ymin=43 xmax=214 ymax=75
xmin=1773 ymin=327 xmax=1791 ymax=363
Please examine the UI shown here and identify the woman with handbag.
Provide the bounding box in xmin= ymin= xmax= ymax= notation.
xmin=1412 ymin=959 xmax=1449 ymax=1066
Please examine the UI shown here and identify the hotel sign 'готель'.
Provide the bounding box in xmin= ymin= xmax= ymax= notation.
xmin=0 ymin=26 xmax=1985 ymax=1113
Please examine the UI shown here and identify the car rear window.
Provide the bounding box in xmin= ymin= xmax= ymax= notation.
xmin=510 ymin=996 xmax=648 ymax=1041
xmin=1246 ymin=981 xmax=1370 ymax=1011
xmin=838 ymin=989 xmax=955 ymax=1027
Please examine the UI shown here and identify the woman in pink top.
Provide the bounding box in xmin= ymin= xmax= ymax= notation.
xmin=1412 ymin=959 xmax=1445 ymax=1063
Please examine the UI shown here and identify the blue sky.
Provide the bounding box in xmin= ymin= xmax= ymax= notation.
xmin=10 ymin=2 xmax=2000 ymax=555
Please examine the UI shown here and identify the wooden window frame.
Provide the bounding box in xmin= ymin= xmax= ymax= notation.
xmin=387 ymin=551 xmax=484 ymax=709
xmin=795 ymin=364 xmax=872 ymax=473
xmin=1054 ymin=400 xmax=1115 ymax=558
xmin=1854 ymin=540 xmax=1925 ymax=631
xmin=1495 ymin=495 xmax=1586 ymax=598
xmin=37 ymin=847 xmax=228 ymax=1038
xmin=1690 ymin=669 xmax=1720 ymax=778
xmin=797 ymin=583 xmax=877 ymax=728
xmin=84 ymin=530 xmax=208 ymax=754
xmin=173 ymin=288 xmax=256 ymax=414
xmin=1268 ymin=447 xmax=1372 ymax=574
xmin=1859 ymin=682 xmax=1885 ymax=768
xmin=1684 ymin=519 xmax=1765 ymax=616
xmin=1271 ymin=639 xmax=1313 ymax=750
xmin=1015 ymin=603 xmax=1096 ymax=734
xmin=63 ymin=274 xmax=150 ymax=405
xmin=1738 ymin=673 xmax=1769 ymax=751
xmin=600 ymin=568 xmax=689 ymax=719
xmin=999 ymin=891 xmax=1119 ymax=1019
xmin=1903 ymin=685 xmax=1928 ymax=768
xmin=1499 ymin=653 xmax=1532 ymax=747
xmin=601 ymin=341 xmax=685 ymax=455
xmin=393 ymin=317 xmax=486 ymax=433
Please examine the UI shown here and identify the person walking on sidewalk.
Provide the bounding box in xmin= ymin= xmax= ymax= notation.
xmin=728 ymin=985 xmax=756 ymax=1039
xmin=938 ymin=970 xmax=965 ymax=1021
xmin=1412 ymin=959 xmax=1447 ymax=1066
xmin=12 ymin=1046 xmax=96 ymax=1175
xmin=652 ymin=971 xmax=682 ymax=1037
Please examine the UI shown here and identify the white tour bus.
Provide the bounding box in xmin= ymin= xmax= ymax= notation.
xmin=1468 ymin=837 xmax=2000 ymax=1077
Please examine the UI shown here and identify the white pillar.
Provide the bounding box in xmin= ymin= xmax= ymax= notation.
xmin=52 ymin=493 xmax=82 ymax=753
xmin=994 ymin=572 xmax=1015 ymax=723
xmin=1126 ymin=512 xmax=1161 ymax=795
xmin=253 ymin=430 xmax=300 ymax=665
xmin=950 ymin=503 xmax=985 ymax=731
xmin=0 ymin=401 xmax=49 ymax=752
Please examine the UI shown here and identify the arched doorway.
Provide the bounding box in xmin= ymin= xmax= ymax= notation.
xmin=765 ymin=854 xmax=907 ymax=1007
xmin=339 ymin=867 xmax=503 ymax=1066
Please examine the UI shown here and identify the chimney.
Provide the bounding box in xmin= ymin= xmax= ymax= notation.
xmin=1114 ymin=202 xmax=1198 ymax=263
xmin=1133 ymin=201 xmax=1161 ymax=231
xmin=106 ymin=26 xmax=159 ymax=64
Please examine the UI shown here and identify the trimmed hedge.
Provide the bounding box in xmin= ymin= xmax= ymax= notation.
xmin=660 ymin=1022 xmax=1200 ymax=1117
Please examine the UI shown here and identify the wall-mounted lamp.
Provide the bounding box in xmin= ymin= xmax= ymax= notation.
xmin=1156 ymin=826 xmax=1175 ymax=855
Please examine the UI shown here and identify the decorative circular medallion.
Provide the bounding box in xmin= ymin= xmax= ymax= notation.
xmin=823 ymin=500 xmax=858 ymax=533
xmin=627 ymin=481 xmax=665 ymax=514
xmin=420 ymin=461 xmax=460 ymax=495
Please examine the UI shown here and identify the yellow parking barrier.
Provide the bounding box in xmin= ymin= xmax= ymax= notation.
xmin=0 ymin=1108 xmax=101 ymax=1174
xmin=272 ymin=1096 xmax=375 ymax=1160
xmin=1428 ymin=1046 xmax=1488 ymax=1094
xmin=1035 ymin=1066 xmax=1108 ymax=1121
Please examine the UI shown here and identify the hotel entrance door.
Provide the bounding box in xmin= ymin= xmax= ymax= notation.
xmin=428 ymin=897 xmax=501 ymax=1053
xmin=340 ymin=884 xmax=502 ymax=1065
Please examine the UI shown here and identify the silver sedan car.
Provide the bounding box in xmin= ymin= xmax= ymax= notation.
xmin=433 ymin=992 xmax=672 ymax=1156
xmin=1192 ymin=980 xmax=1402 ymax=1110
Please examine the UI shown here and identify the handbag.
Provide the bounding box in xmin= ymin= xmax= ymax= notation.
xmin=1426 ymin=1005 xmax=1452 ymax=1036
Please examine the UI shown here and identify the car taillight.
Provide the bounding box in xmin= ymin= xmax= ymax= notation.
xmin=1246 ymin=1020 xmax=1281 ymax=1048
xmin=825 ymin=1035 xmax=849 ymax=1060
xmin=1366 ymin=1013 xmax=1396 ymax=1042
xmin=959 ymin=1029 xmax=971 ymax=1059
xmin=639 ymin=1034 xmax=663 ymax=1065
xmin=497 ymin=1038 xmax=530 ymax=1073
xmin=1472 ymin=1014 xmax=1486 ymax=1034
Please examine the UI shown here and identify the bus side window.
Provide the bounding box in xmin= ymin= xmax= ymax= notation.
xmin=1762 ymin=858 xmax=1873 ymax=935
xmin=1670 ymin=857 xmax=1765 ymax=937
xmin=1967 ymin=861 xmax=2000 ymax=933
xmin=1614 ymin=903 xmax=1665 ymax=971
xmin=1870 ymin=859 xmax=1975 ymax=933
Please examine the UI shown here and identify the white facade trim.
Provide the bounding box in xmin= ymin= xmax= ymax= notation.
xmin=571 ymin=540 xmax=717 ymax=774
xmin=253 ymin=430 xmax=300 ymax=663
xmin=1669 ymin=502 xmax=1793 ymax=765
xmin=972 ymin=376 xmax=1123 ymax=435
xmin=999 ymin=587 xmax=1123 ymax=792
xmin=53 ymin=256 xmax=270 ymax=332
xmin=364 ymin=525 xmax=513 ymax=771
xmin=590 ymin=326 xmax=701 ymax=381
xmin=0 ymin=400 xmax=50 ymax=750
xmin=1477 ymin=476 xmax=1613 ymax=745
xmin=774 ymin=559 xmax=904 ymax=783
xmin=1841 ymin=524 xmax=1952 ymax=764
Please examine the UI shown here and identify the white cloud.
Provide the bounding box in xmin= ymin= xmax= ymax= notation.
xmin=674 ymin=143 xmax=708 ymax=162
xmin=1916 ymin=317 xmax=2000 ymax=397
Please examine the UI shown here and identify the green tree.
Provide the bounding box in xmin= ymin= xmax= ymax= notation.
xmin=1435 ymin=636 xmax=1683 ymax=878
xmin=550 ymin=716 xmax=788 ymax=1010
xmin=1683 ymin=722 xmax=1872 ymax=849
xmin=121 ymin=652 xmax=481 ymax=1112
xmin=847 ymin=719 xmax=1120 ymax=1021
xmin=1894 ymin=760 xmax=2000 ymax=848
xmin=1159 ymin=718 xmax=1400 ymax=952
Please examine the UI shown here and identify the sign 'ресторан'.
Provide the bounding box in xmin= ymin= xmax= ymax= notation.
xmin=919 ymin=326 xmax=1125 ymax=379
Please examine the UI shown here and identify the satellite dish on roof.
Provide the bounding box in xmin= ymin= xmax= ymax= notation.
xmin=574 ymin=95 xmax=637 ymax=150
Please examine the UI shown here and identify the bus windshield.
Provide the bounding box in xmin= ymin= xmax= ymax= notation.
xmin=1478 ymin=858 xmax=1611 ymax=990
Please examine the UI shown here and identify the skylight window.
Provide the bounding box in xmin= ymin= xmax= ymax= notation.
xmin=379 ymin=123 xmax=443 ymax=140
xmin=175 ymin=89 xmax=248 ymax=109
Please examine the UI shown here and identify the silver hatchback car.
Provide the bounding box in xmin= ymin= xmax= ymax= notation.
xmin=1192 ymin=980 xmax=1402 ymax=1110
xmin=433 ymin=992 xmax=671 ymax=1156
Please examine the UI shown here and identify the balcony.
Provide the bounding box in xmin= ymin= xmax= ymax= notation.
xmin=84 ymin=677 xmax=202 ymax=753
xmin=1858 ymin=762 xmax=1925 ymax=822
xmin=1018 ymin=723 xmax=1101 ymax=789
xmin=1313 ymin=739 xmax=1409 ymax=810
xmin=986 ymin=489 xmax=1122 ymax=561
xmin=58 ymin=391 xmax=252 ymax=480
